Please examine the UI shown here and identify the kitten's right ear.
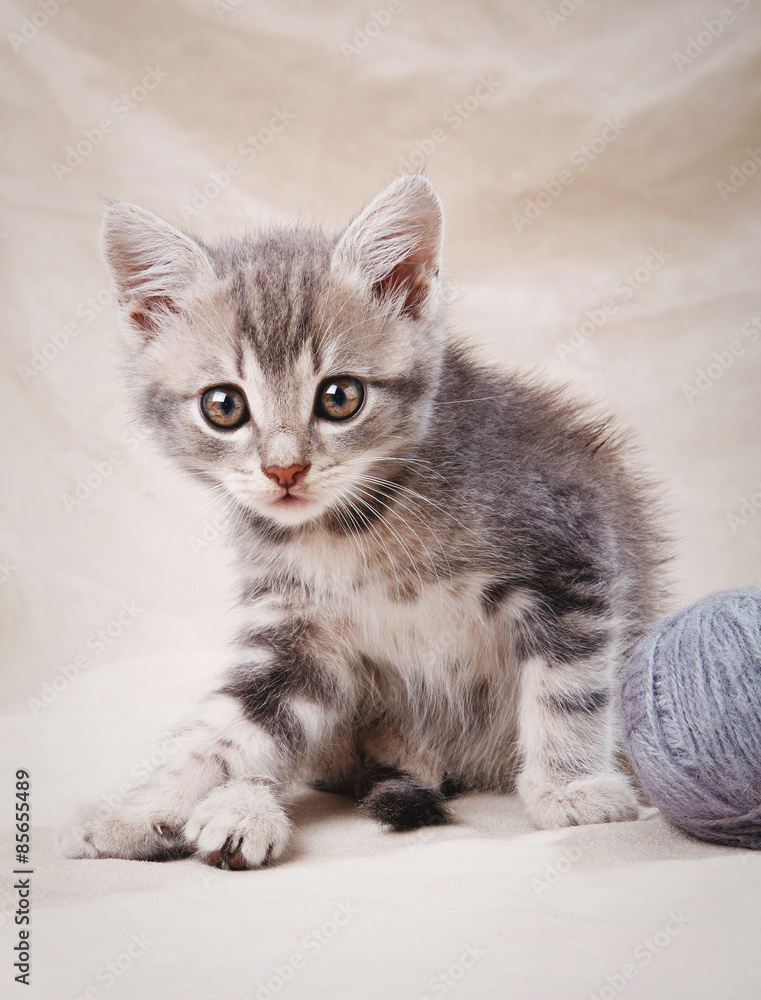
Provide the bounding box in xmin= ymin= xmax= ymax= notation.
xmin=101 ymin=202 xmax=214 ymax=338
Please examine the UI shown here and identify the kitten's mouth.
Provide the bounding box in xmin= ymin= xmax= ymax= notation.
xmin=275 ymin=493 xmax=304 ymax=505
xmin=272 ymin=489 xmax=307 ymax=507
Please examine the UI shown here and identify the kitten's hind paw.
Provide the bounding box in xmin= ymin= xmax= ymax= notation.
xmin=362 ymin=776 xmax=449 ymax=832
xmin=58 ymin=809 xmax=191 ymax=861
xmin=184 ymin=779 xmax=290 ymax=870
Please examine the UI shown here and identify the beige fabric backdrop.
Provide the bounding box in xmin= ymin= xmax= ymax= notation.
xmin=1 ymin=1 xmax=760 ymax=997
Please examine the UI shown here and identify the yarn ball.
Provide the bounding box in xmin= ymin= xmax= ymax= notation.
xmin=622 ymin=587 xmax=761 ymax=849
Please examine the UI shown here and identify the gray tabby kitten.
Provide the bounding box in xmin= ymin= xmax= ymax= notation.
xmin=61 ymin=174 xmax=666 ymax=870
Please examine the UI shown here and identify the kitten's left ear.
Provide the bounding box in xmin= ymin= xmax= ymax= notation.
xmin=101 ymin=202 xmax=215 ymax=338
xmin=333 ymin=173 xmax=444 ymax=321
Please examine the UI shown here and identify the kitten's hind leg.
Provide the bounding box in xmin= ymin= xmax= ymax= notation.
xmin=63 ymin=618 xmax=359 ymax=867
xmin=59 ymin=722 xmax=231 ymax=861
xmin=516 ymin=649 xmax=639 ymax=828
xmin=356 ymin=764 xmax=450 ymax=831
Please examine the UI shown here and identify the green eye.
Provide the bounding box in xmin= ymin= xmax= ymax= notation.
xmin=200 ymin=386 xmax=249 ymax=429
xmin=315 ymin=376 xmax=365 ymax=421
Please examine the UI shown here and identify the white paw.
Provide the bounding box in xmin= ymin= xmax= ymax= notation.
xmin=520 ymin=773 xmax=640 ymax=829
xmin=58 ymin=819 xmax=101 ymax=859
xmin=184 ymin=780 xmax=291 ymax=870
xmin=58 ymin=807 xmax=189 ymax=861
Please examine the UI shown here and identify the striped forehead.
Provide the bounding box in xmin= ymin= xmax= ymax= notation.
xmin=227 ymin=230 xmax=334 ymax=376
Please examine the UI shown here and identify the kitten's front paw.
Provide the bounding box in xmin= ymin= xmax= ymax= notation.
xmin=520 ymin=774 xmax=640 ymax=829
xmin=59 ymin=808 xmax=190 ymax=861
xmin=184 ymin=780 xmax=290 ymax=870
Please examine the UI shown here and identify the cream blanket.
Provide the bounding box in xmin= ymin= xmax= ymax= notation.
xmin=2 ymin=0 xmax=760 ymax=996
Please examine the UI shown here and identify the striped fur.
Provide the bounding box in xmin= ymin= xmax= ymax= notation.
xmin=60 ymin=175 xmax=668 ymax=869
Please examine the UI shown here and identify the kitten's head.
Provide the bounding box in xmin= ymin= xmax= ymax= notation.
xmin=102 ymin=174 xmax=447 ymax=529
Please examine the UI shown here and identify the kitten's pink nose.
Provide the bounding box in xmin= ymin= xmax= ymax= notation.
xmin=262 ymin=463 xmax=310 ymax=489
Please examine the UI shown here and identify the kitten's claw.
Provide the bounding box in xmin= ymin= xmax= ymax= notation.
xmin=206 ymin=840 xmax=249 ymax=871
xmin=184 ymin=780 xmax=290 ymax=870
xmin=520 ymin=773 xmax=640 ymax=829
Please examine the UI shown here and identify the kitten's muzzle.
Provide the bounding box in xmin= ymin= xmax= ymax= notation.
xmin=261 ymin=464 xmax=311 ymax=490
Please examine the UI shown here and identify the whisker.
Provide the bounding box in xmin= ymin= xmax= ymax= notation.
xmin=433 ymin=393 xmax=514 ymax=405
xmin=340 ymin=492 xmax=405 ymax=600
xmin=341 ymin=484 xmax=425 ymax=595
xmin=319 ymin=293 xmax=355 ymax=343
xmin=352 ymin=474 xmax=482 ymax=542
xmin=330 ymin=496 xmax=370 ymax=573
xmin=339 ymin=456 xmax=450 ymax=484
xmin=349 ymin=479 xmax=452 ymax=590
xmin=132 ymin=480 xmax=229 ymax=543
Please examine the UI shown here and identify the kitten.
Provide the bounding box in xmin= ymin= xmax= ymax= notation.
xmin=61 ymin=174 xmax=666 ymax=869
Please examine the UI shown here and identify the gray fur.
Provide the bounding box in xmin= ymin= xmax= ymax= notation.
xmin=60 ymin=175 xmax=668 ymax=869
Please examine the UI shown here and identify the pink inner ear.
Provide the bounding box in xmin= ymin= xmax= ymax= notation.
xmin=128 ymin=295 xmax=180 ymax=336
xmin=372 ymin=239 xmax=439 ymax=321
xmin=129 ymin=307 xmax=155 ymax=333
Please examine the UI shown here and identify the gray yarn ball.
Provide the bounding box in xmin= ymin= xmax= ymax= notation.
xmin=622 ymin=587 xmax=761 ymax=849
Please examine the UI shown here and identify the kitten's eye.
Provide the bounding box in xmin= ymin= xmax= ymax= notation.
xmin=315 ymin=376 xmax=365 ymax=421
xmin=200 ymin=386 xmax=249 ymax=429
